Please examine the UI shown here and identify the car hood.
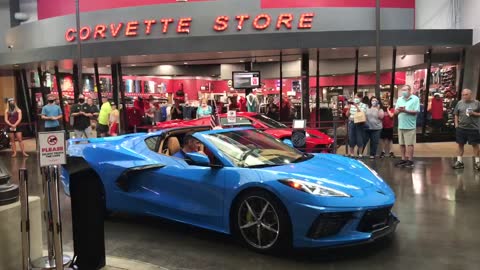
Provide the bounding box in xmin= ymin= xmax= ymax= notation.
xmin=257 ymin=154 xmax=387 ymax=191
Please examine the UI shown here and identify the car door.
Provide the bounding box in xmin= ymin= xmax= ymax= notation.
xmin=122 ymin=152 xmax=226 ymax=231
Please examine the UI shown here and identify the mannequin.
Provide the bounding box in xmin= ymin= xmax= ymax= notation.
xmin=246 ymin=91 xmax=259 ymax=112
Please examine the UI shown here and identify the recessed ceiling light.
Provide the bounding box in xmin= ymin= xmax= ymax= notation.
xmin=131 ymin=64 xmax=136 ymax=66
xmin=332 ymin=74 xmax=336 ymax=76
xmin=106 ymin=65 xmax=111 ymax=67
xmin=184 ymin=62 xmax=188 ymax=65
xmin=268 ymin=59 xmax=273 ymax=61
xmin=298 ymin=58 xmax=301 ymax=60
xmin=217 ymin=52 xmax=223 ymax=54
xmin=445 ymin=46 xmax=452 ymax=49
xmin=82 ymin=66 xmax=87 ymax=68
xmin=332 ymin=48 xmax=337 ymax=50
xmin=13 ymin=64 xmax=19 ymax=67
xmin=142 ymin=55 xmax=147 ymax=56
xmin=363 ymin=54 xmax=368 ymax=57
xmin=240 ymin=60 xmax=244 ymax=62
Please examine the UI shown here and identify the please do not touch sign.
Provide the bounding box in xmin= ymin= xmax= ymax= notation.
xmin=38 ymin=131 xmax=66 ymax=167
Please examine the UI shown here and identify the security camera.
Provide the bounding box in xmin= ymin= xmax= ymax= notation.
xmin=14 ymin=12 xmax=30 ymax=22
xmin=7 ymin=45 xmax=13 ymax=49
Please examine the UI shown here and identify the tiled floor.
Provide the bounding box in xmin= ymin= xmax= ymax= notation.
xmin=1 ymin=140 xmax=479 ymax=270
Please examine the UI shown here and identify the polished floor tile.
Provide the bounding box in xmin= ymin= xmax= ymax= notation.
xmin=1 ymin=152 xmax=479 ymax=270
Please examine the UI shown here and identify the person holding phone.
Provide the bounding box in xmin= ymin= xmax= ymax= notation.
xmin=365 ymin=96 xmax=384 ymax=159
xmin=395 ymin=85 xmax=420 ymax=168
xmin=452 ymin=89 xmax=480 ymax=170
xmin=4 ymin=98 xmax=28 ymax=157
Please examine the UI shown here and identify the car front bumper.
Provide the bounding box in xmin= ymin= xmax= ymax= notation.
xmin=289 ymin=202 xmax=399 ymax=248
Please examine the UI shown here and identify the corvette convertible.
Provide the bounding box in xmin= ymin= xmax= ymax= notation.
xmin=61 ymin=126 xmax=398 ymax=253
xmin=152 ymin=112 xmax=334 ymax=152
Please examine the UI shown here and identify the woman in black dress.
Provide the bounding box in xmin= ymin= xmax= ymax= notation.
xmin=4 ymin=98 xmax=28 ymax=157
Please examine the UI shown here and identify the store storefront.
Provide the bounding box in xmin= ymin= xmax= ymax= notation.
xmin=0 ymin=0 xmax=473 ymax=141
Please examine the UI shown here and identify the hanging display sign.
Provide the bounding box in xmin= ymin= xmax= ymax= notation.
xmin=64 ymin=13 xmax=315 ymax=42
xmin=38 ymin=131 xmax=67 ymax=167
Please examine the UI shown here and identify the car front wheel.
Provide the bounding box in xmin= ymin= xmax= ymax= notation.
xmin=232 ymin=190 xmax=292 ymax=253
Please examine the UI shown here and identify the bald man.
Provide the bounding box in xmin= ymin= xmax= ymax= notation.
xmin=453 ymin=89 xmax=480 ymax=170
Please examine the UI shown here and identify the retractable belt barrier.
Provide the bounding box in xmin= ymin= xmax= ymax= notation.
xmin=24 ymin=166 xmax=72 ymax=270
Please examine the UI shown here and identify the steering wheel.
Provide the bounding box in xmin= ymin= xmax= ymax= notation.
xmin=239 ymin=148 xmax=258 ymax=164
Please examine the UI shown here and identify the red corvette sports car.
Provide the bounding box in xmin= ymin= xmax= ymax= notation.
xmin=153 ymin=112 xmax=334 ymax=152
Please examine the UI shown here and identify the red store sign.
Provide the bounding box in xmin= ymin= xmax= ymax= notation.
xmin=65 ymin=13 xmax=315 ymax=42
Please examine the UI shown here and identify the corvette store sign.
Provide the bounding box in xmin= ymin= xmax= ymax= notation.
xmin=64 ymin=12 xmax=315 ymax=42
xmin=38 ymin=131 xmax=67 ymax=167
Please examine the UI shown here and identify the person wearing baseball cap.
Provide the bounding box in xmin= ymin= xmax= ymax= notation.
xmin=4 ymin=98 xmax=28 ymax=157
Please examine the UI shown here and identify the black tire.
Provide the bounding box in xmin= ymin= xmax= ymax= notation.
xmin=232 ymin=189 xmax=292 ymax=254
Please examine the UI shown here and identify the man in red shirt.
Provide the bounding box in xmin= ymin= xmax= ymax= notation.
xmin=380 ymin=105 xmax=395 ymax=158
xmin=428 ymin=93 xmax=444 ymax=132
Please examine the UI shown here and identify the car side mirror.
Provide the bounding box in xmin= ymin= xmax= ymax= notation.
xmin=185 ymin=152 xmax=211 ymax=167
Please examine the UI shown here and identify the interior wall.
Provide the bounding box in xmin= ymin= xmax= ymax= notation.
xmin=0 ymin=3 xmax=11 ymax=53
xmin=415 ymin=0 xmax=454 ymax=30
xmin=460 ymin=0 xmax=480 ymax=45
xmin=0 ymin=76 xmax=16 ymax=113
xmin=463 ymin=44 xmax=480 ymax=96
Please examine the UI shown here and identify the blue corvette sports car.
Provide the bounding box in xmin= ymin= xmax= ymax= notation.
xmin=61 ymin=126 xmax=398 ymax=253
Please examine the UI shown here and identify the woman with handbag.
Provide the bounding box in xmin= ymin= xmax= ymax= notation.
xmin=346 ymin=93 xmax=368 ymax=158
xmin=365 ymin=97 xmax=385 ymax=159
xmin=4 ymin=98 xmax=28 ymax=157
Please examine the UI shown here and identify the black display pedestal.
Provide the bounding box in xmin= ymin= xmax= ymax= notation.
xmin=65 ymin=157 xmax=106 ymax=270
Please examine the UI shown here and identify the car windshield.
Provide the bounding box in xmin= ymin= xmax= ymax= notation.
xmin=201 ymin=129 xmax=311 ymax=168
xmin=251 ymin=114 xmax=287 ymax=128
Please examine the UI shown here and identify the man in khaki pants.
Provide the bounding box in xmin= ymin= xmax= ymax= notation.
xmin=394 ymin=85 xmax=420 ymax=168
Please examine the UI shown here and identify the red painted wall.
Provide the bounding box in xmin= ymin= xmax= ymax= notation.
xmin=38 ymin=0 xmax=415 ymax=20
xmin=262 ymin=0 xmax=415 ymax=9
xmin=51 ymin=72 xmax=406 ymax=99
xmin=38 ymin=0 xmax=210 ymax=20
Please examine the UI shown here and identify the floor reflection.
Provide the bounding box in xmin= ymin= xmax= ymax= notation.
xmin=1 ymin=153 xmax=479 ymax=270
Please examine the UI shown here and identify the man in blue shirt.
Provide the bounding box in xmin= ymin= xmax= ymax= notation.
xmin=41 ymin=95 xmax=63 ymax=131
xmin=173 ymin=133 xmax=203 ymax=159
xmin=394 ymin=85 xmax=420 ymax=168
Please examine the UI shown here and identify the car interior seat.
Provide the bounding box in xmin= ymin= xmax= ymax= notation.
xmin=165 ymin=137 xmax=181 ymax=156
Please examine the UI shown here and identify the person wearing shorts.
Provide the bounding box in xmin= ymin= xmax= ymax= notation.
xmin=97 ymin=97 xmax=112 ymax=137
xmin=4 ymin=98 xmax=28 ymax=157
xmin=380 ymin=106 xmax=395 ymax=158
xmin=395 ymin=85 xmax=420 ymax=168
xmin=452 ymin=89 xmax=480 ymax=170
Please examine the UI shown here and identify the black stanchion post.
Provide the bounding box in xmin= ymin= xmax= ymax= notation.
xmin=49 ymin=166 xmax=69 ymax=270
xmin=32 ymin=167 xmax=56 ymax=268
xmin=19 ymin=168 xmax=30 ymax=270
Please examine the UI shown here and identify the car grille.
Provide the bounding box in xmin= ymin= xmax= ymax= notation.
xmin=307 ymin=212 xmax=353 ymax=239
xmin=357 ymin=207 xmax=392 ymax=232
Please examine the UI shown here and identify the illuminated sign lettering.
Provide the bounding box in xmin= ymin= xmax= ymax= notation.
xmin=65 ymin=13 xmax=315 ymax=42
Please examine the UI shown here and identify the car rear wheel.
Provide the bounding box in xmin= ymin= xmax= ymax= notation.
xmin=232 ymin=190 xmax=291 ymax=253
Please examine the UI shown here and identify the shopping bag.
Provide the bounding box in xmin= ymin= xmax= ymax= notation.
xmin=353 ymin=111 xmax=366 ymax=124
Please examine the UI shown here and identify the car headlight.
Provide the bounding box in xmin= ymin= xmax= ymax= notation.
xmin=279 ymin=179 xmax=351 ymax=197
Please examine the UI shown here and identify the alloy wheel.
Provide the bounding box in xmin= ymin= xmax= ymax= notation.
xmin=238 ymin=196 xmax=280 ymax=249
